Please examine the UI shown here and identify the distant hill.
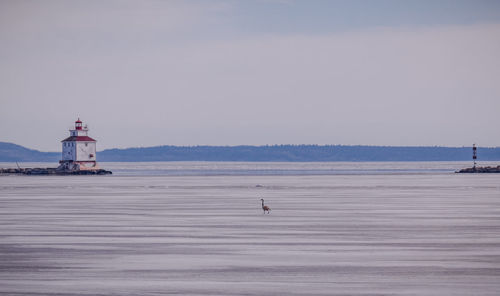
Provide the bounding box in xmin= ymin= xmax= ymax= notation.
xmin=0 ymin=142 xmax=59 ymax=162
xmin=98 ymin=145 xmax=500 ymax=162
xmin=2 ymin=141 xmax=499 ymax=162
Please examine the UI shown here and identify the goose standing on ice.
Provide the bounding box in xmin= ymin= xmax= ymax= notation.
xmin=260 ymin=198 xmax=271 ymax=214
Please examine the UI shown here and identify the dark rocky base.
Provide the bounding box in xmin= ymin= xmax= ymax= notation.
xmin=456 ymin=165 xmax=500 ymax=173
xmin=0 ymin=168 xmax=112 ymax=175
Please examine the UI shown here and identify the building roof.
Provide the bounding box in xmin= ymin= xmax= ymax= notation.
xmin=61 ymin=136 xmax=96 ymax=142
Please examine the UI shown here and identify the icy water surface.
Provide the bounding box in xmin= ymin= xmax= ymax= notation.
xmin=1 ymin=162 xmax=500 ymax=295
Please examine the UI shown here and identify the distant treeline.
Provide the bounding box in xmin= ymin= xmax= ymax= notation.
xmin=98 ymin=145 xmax=500 ymax=162
xmin=2 ymin=142 xmax=500 ymax=162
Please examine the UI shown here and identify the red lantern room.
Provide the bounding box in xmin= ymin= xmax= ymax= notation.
xmin=75 ymin=118 xmax=82 ymax=130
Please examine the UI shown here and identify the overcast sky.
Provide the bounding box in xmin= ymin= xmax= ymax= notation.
xmin=1 ymin=0 xmax=500 ymax=151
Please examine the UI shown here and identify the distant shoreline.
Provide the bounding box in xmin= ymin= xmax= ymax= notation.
xmin=2 ymin=142 xmax=500 ymax=162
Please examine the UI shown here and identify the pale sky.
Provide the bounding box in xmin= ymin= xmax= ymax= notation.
xmin=1 ymin=0 xmax=500 ymax=151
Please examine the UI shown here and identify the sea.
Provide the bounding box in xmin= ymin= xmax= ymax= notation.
xmin=1 ymin=161 xmax=500 ymax=296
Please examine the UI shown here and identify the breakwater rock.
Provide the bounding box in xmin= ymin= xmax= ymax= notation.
xmin=0 ymin=167 xmax=112 ymax=175
xmin=456 ymin=165 xmax=500 ymax=173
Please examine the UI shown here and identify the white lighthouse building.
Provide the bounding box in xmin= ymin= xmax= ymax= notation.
xmin=58 ymin=118 xmax=99 ymax=171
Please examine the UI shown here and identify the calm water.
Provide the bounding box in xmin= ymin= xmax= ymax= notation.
xmin=1 ymin=162 xmax=500 ymax=295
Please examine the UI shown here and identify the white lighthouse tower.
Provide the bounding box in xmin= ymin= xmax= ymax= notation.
xmin=58 ymin=118 xmax=99 ymax=171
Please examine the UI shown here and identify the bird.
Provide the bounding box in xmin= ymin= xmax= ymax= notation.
xmin=260 ymin=198 xmax=271 ymax=214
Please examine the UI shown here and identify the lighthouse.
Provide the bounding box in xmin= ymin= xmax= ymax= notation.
xmin=58 ymin=118 xmax=99 ymax=171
